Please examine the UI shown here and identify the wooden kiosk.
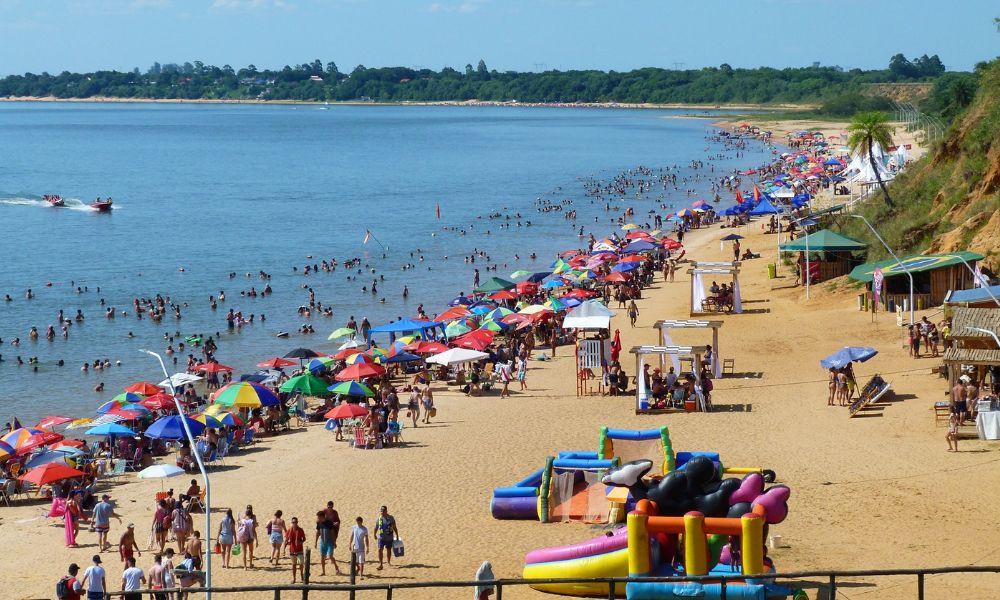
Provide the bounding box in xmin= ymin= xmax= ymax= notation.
xmin=688 ymin=261 xmax=742 ymax=316
xmin=654 ymin=319 xmax=723 ymax=378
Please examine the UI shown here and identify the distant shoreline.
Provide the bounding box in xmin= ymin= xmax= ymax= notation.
xmin=0 ymin=95 xmax=808 ymax=112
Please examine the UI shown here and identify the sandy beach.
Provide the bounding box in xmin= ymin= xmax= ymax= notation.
xmin=3 ymin=203 xmax=999 ymax=600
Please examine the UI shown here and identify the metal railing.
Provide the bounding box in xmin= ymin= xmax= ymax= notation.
xmin=101 ymin=565 xmax=1000 ymax=600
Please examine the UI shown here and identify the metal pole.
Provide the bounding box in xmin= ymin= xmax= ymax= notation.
xmin=966 ymin=327 xmax=1000 ymax=349
xmin=140 ymin=350 xmax=212 ymax=600
xmin=848 ymin=215 xmax=913 ymax=325
xmin=947 ymin=254 xmax=1000 ymax=307
xmin=917 ymin=572 xmax=925 ymax=600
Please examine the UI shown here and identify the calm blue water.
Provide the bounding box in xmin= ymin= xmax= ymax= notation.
xmin=0 ymin=103 xmax=768 ymax=425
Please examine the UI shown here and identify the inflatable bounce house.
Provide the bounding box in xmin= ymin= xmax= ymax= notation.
xmin=522 ymin=456 xmax=801 ymax=600
xmin=491 ymin=427 xmax=774 ymax=524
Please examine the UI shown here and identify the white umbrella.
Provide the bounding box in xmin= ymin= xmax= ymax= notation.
xmin=138 ymin=463 xmax=186 ymax=491
xmin=426 ymin=348 xmax=489 ymax=366
xmin=338 ymin=340 xmax=367 ymax=351
xmin=158 ymin=373 xmax=203 ymax=388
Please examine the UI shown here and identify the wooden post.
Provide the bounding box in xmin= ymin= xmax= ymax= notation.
xmin=302 ymin=548 xmax=311 ymax=600
xmin=712 ymin=326 xmax=719 ymax=378
xmin=349 ymin=551 xmax=357 ymax=600
xmin=274 ymin=589 xmax=281 ymax=600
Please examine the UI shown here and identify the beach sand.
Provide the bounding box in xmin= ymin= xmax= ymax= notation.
xmin=3 ymin=218 xmax=999 ymax=600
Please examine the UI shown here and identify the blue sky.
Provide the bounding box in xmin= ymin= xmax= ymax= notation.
xmin=0 ymin=0 xmax=997 ymax=75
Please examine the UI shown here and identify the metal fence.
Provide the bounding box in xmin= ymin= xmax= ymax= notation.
xmin=102 ymin=565 xmax=1000 ymax=600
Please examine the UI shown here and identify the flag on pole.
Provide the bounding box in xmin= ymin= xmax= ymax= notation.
xmin=12 ymin=416 xmax=22 ymax=429
xmin=974 ymin=264 xmax=987 ymax=288
xmin=363 ymin=230 xmax=371 ymax=245
xmin=436 ymin=203 xmax=441 ymax=220
xmin=872 ymin=268 xmax=884 ymax=308
xmin=735 ymin=189 xmax=744 ymax=204
xmin=753 ymin=185 xmax=761 ymax=202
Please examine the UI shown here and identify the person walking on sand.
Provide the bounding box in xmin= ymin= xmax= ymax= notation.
xmin=153 ymin=500 xmax=170 ymax=554
xmin=315 ymin=510 xmax=342 ymax=576
xmin=947 ymin=412 xmax=960 ymax=452
xmin=268 ymin=510 xmax=287 ymax=565
xmin=58 ymin=563 xmax=83 ymax=600
xmin=351 ymin=517 xmax=370 ymax=578
xmin=627 ymin=300 xmax=639 ymax=327
xmin=147 ymin=554 xmax=166 ymax=600
xmin=237 ymin=507 xmax=258 ymax=570
xmin=119 ymin=524 xmax=141 ymax=565
xmin=374 ymin=506 xmax=399 ymax=571
xmin=407 ymin=386 xmax=420 ymax=428
xmin=285 ymin=517 xmax=307 ymax=583
xmin=217 ymin=509 xmax=236 ymax=568
xmin=171 ymin=503 xmax=192 ymax=555
xmin=184 ymin=530 xmax=204 ymax=571
xmin=81 ymin=554 xmax=107 ymax=600
xmin=92 ymin=493 xmax=121 ymax=552
xmin=421 ymin=385 xmax=434 ymax=424
xmin=828 ymin=368 xmax=837 ymax=406
xmin=120 ymin=556 xmax=145 ymax=600
xmin=517 ymin=356 xmax=528 ymax=390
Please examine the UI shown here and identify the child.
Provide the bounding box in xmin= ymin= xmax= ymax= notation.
xmin=947 ymin=413 xmax=959 ymax=452
xmin=350 ymin=517 xmax=369 ymax=578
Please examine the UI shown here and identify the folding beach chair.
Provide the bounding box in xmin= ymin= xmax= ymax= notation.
xmin=353 ymin=427 xmax=373 ymax=449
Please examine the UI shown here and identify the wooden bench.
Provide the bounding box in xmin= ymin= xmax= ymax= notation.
xmin=933 ymin=402 xmax=951 ymax=425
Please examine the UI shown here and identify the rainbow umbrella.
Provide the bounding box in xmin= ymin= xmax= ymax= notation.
xmin=97 ymin=395 xmax=145 ymax=414
xmin=484 ymin=307 xmax=514 ymax=321
xmin=308 ymin=356 xmax=337 ymax=373
xmin=445 ymin=321 xmax=473 ymax=337
xmin=544 ymin=298 xmax=567 ymax=312
xmin=216 ymin=412 xmax=245 ymax=427
xmin=213 ymin=382 xmax=280 ymax=408
xmin=327 ymin=381 xmax=375 ymax=398
xmin=479 ymin=320 xmax=510 ymax=332
xmin=192 ymin=413 xmax=223 ymax=429
xmin=396 ymin=335 xmax=419 ymax=345
xmin=279 ymin=374 xmax=330 ymax=395
xmin=0 ymin=441 xmax=16 ymax=462
xmin=2 ymin=428 xmax=63 ymax=456
xmin=346 ymin=353 xmax=374 ymax=365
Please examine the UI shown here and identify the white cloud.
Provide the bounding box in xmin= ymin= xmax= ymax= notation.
xmin=211 ymin=0 xmax=294 ymax=10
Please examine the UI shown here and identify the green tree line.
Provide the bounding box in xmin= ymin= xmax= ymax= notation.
xmin=0 ymin=54 xmax=950 ymax=105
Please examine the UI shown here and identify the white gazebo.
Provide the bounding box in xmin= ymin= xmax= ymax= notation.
xmin=688 ymin=261 xmax=742 ymax=316
xmin=630 ymin=345 xmax=709 ymax=414
xmin=654 ymin=319 xmax=723 ymax=378
xmin=565 ymin=300 xmax=617 ymax=397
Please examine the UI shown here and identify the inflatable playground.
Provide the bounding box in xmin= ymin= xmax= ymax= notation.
xmin=491 ymin=427 xmax=774 ymax=524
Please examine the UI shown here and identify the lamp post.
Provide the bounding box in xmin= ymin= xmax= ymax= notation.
xmin=848 ymin=214 xmax=914 ymax=325
xmin=946 ymin=254 xmax=1000 ymax=308
xmin=788 ymin=217 xmax=811 ymax=300
xmin=965 ymin=326 xmax=1000 ymax=349
xmin=140 ymin=349 xmax=212 ymax=599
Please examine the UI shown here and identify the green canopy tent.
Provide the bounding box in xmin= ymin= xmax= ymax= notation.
xmin=779 ymin=229 xmax=868 ymax=295
xmin=474 ymin=277 xmax=516 ymax=294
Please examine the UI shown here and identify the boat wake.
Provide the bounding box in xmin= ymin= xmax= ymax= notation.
xmin=0 ymin=195 xmax=118 ymax=212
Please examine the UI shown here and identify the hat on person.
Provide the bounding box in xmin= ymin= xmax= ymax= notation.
xmin=92 ymin=555 xmax=102 ymax=563
xmin=127 ymin=523 xmax=135 ymax=529
xmin=960 ymin=375 xmax=971 ymax=384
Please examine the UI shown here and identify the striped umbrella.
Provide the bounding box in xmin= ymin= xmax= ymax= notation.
xmin=279 ymin=374 xmax=331 ymax=395
xmin=0 ymin=441 xmax=15 ymax=462
xmin=327 ymin=381 xmax=375 ymax=398
xmin=308 ymin=356 xmax=337 ymax=373
xmin=1 ymin=428 xmax=63 ymax=456
xmin=212 ymin=382 xmax=280 ymax=408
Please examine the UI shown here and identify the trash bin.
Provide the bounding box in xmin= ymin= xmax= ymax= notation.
xmin=767 ymin=263 xmax=776 ymax=279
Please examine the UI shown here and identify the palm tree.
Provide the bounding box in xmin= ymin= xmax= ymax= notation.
xmin=848 ymin=111 xmax=896 ymax=208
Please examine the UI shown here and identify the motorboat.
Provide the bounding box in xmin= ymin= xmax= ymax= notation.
xmin=43 ymin=194 xmax=65 ymax=207
xmin=90 ymin=199 xmax=113 ymax=212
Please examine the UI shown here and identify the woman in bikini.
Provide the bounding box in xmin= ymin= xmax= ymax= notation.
xmin=407 ymin=386 xmax=420 ymax=428
xmin=268 ymin=510 xmax=286 ymax=565
xmin=828 ymin=368 xmax=837 ymax=406
xmin=420 ymin=385 xmax=434 ymax=424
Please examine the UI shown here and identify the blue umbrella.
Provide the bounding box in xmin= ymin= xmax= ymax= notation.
xmin=526 ymin=272 xmax=550 ymax=283
xmin=561 ymin=297 xmax=583 ymax=308
xmin=144 ymin=416 xmax=205 ymax=440
xmin=819 ymin=347 xmax=878 ymax=369
xmin=611 ymin=262 xmax=641 ymax=273
xmin=449 ymin=295 xmax=472 ymax=307
xmin=720 ymin=233 xmax=744 ymax=241
xmin=85 ymin=423 xmax=137 ymax=437
xmin=25 ymin=450 xmax=74 ymax=469
xmin=542 ymin=280 xmax=564 ymax=289
xmin=383 ymin=351 xmax=422 ymax=364
xmin=623 ymin=240 xmax=657 ymax=253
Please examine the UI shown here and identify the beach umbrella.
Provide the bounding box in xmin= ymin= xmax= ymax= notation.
xmin=327 ymin=381 xmax=375 ymax=397
xmin=449 ymin=295 xmax=472 ymax=307
xmin=85 ymin=422 xmax=136 ymax=437
xmin=25 ymin=450 xmax=74 ymax=469
xmin=662 ymin=239 xmax=683 ymax=250
xmin=109 ymin=403 xmax=151 ymax=417
xmin=145 ymin=416 xmax=206 ymax=440
xmin=611 ymin=262 xmax=641 ymax=273
xmin=0 ymin=441 xmax=15 ymax=462
xmin=544 ymin=298 xmax=567 ymax=312
xmin=515 ymin=281 xmax=539 ymax=295
xmin=194 ymin=362 xmax=234 ymax=373
xmin=452 ymin=330 xmax=495 ymax=351
xmin=216 ymin=412 xmax=244 ymax=427
xmin=256 ymin=357 xmax=297 ymax=369
xmin=437 ymin=306 xmax=472 ymax=321
xmin=49 ymin=444 xmax=86 ymax=455
xmin=384 ymin=351 xmax=421 ymax=364
xmin=308 ymin=356 xmax=337 ymax=373
xmin=333 ymin=347 xmax=363 ymax=360
xmin=542 ymin=279 xmax=564 ymax=289
xmin=158 ymin=373 xmax=203 ymax=388
xmin=125 ymin=382 xmax=162 ymax=396
xmin=346 ymin=353 xmax=374 ymax=365
xmin=563 ymin=288 xmax=598 ymax=299
xmin=479 ymin=320 xmax=510 ymax=333
xmin=603 ymin=272 xmax=631 ymax=283
xmin=404 ymin=340 xmax=449 ymax=354
xmin=618 ymin=254 xmax=647 ymax=263
xmin=284 ymin=348 xmax=321 ymax=360
xmin=469 ymin=304 xmax=494 ymax=316
xmin=280 ymin=374 xmax=331 ymax=395
xmin=192 ymin=413 xmax=223 ymax=429
xmin=487 ymin=290 xmax=518 ymax=302
xmin=621 ymin=223 xmax=640 ymax=230
xmin=36 ymin=415 xmax=75 ymax=430
xmin=139 ymin=393 xmax=177 ymax=411
xmin=519 ymin=304 xmax=550 ymax=315
xmin=510 ymin=270 xmax=532 ymax=279
xmin=623 ymin=240 xmax=657 ymax=253
xmin=325 ymin=403 xmax=370 ymax=420
xmin=484 ymin=307 xmax=514 ymax=321
xmin=19 ymin=463 xmax=85 ymax=486
xmin=2 ymin=428 xmax=63 ymax=456
xmin=337 ymin=340 xmax=366 ymax=351
xmin=474 ymin=277 xmax=516 ymax=294
xmin=427 ymin=348 xmax=489 ymax=366
xmin=819 ymin=347 xmax=878 ymax=369
xmin=335 ymin=362 xmax=386 ymax=381
xmin=720 ymin=233 xmax=744 ymax=242
xmin=445 ymin=321 xmax=473 ymax=337
xmin=137 ymin=464 xmax=186 ymax=479
xmin=327 ymin=327 xmax=356 ymax=341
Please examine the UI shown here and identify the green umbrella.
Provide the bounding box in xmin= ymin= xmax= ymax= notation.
xmin=474 ymin=276 xmax=516 ymax=294
xmin=279 ymin=374 xmax=330 ymax=396
xmin=328 ymin=327 xmax=356 ymax=341
xmin=445 ymin=321 xmax=473 ymax=337
xmin=327 ymin=381 xmax=375 ymax=398
xmin=510 ymin=270 xmax=532 ymax=280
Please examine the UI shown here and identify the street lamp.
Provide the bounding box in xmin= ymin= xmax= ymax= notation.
xmin=140 ymin=349 xmax=212 ymax=599
xmin=965 ymin=326 xmax=1000 ymax=349
xmin=847 ymin=214 xmax=914 ymax=325
xmin=788 ymin=216 xmax=812 ymax=300
xmin=945 ymin=254 xmax=1000 ymax=308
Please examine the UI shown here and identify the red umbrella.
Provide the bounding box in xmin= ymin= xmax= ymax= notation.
xmin=611 ymin=329 xmax=622 ymax=363
xmin=194 ymin=363 xmax=234 ymax=373
xmin=50 ymin=439 xmax=86 ymax=450
xmin=625 ymin=231 xmax=655 ymax=240
xmin=256 ymin=357 xmax=297 ymax=369
xmin=514 ymin=281 xmax=538 ymax=295
xmin=437 ymin=306 xmax=472 ymax=321
xmin=335 ymin=362 xmax=386 ymax=381
xmin=139 ymin=393 xmax=177 ymax=411
xmin=451 ymin=330 xmax=494 ymax=351
xmin=488 ymin=290 xmax=518 ymax=301
xmin=500 ymin=313 xmax=530 ymax=326
xmin=125 ymin=382 xmax=162 ymax=396
xmin=404 ymin=340 xmax=449 ymax=354
xmin=332 ymin=348 xmax=363 ymax=361
xmin=19 ymin=463 xmax=86 ymax=486
xmin=603 ymin=272 xmax=632 ymax=283
xmin=36 ymin=415 xmax=75 ymax=430
xmin=563 ymin=288 xmax=598 ymax=299
xmin=662 ymin=239 xmax=683 ymax=250
xmin=558 ymin=249 xmax=580 ymax=257
xmin=618 ymin=254 xmax=647 ymax=263
xmin=15 ymin=432 xmax=63 ymax=456
xmin=324 ymin=403 xmax=371 ymax=420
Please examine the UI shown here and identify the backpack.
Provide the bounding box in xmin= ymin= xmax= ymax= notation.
xmin=55 ymin=576 xmax=70 ymax=599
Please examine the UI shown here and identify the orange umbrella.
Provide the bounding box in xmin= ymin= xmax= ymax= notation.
xmin=256 ymin=357 xmax=297 ymax=369
xmin=19 ymin=463 xmax=86 ymax=486
xmin=333 ymin=348 xmax=363 ymax=361
xmin=125 ymin=382 xmax=162 ymax=396
xmin=325 ymin=403 xmax=371 ymax=420
xmin=194 ymin=362 xmax=234 ymax=373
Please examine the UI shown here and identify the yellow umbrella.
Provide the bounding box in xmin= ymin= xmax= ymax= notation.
xmin=519 ymin=304 xmax=550 ymax=315
xmin=621 ymin=223 xmax=640 ymax=230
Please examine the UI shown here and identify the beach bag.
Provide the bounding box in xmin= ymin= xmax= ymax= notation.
xmin=392 ymin=539 xmax=405 ymax=558
xmin=428 ymin=407 xmax=437 ymax=418
xmin=232 ymin=543 xmax=242 ymax=556
xmin=236 ymin=521 xmax=249 ymax=543
xmin=214 ymin=542 xmax=222 ymax=554
xmin=55 ymin=576 xmax=70 ymax=600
